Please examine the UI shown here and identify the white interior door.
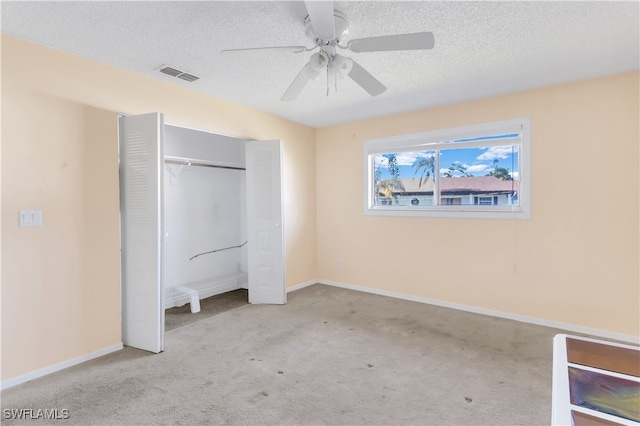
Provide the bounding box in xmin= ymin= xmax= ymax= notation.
xmin=119 ymin=113 xmax=164 ymax=353
xmin=246 ymin=140 xmax=285 ymax=304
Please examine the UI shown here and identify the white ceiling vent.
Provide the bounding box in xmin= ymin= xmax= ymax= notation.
xmin=158 ymin=65 xmax=199 ymax=82
xmin=177 ymin=73 xmax=199 ymax=82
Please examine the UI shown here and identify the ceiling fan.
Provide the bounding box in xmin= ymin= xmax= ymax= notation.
xmin=220 ymin=1 xmax=435 ymax=101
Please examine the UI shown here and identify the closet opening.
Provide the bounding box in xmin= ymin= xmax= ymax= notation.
xmin=163 ymin=124 xmax=249 ymax=331
xmin=119 ymin=112 xmax=285 ymax=353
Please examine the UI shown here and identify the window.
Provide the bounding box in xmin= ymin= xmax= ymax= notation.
xmin=475 ymin=196 xmax=496 ymax=205
xmin=442 ymin=197 xmax=462 ymax=205
xmin=364 ymin=118 xmax=530 ymax=219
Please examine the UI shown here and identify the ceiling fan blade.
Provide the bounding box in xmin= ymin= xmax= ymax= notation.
xmin=347 ymin=60 xmax=386 ymax=97
xmin=304 ymin=1 xmax=336 ymax=40
xmin=281 ymin=63 xmax=311 ymax=102
xmin=348 ymin=32 xmax=435 ymax=53
xmin=220 ymin=46 xmax=307 ymax=55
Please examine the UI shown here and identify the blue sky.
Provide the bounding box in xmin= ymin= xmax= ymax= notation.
xmin=375 ymin=145 xmax=520 ymax=180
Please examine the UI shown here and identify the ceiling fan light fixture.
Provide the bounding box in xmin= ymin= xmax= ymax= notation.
xmin=305 ymin=51 xmax=329 ymax=81
xmin=309 ymin=51 xmax=329 ymax=72
xmin=332 ymin=54 xmax=353 ymax=78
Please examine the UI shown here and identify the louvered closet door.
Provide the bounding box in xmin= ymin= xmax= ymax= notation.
xmin=119 ymin=113 xmax=164 ymax=353
xmin=246 ymin=140 xmax=285 ymax=304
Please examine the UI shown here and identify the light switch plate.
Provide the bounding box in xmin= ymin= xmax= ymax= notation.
xmin=19 ymin=210 xmax=43 ymax=227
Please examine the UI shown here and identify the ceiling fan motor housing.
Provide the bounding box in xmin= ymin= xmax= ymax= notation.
xmin=304 ymin=10 xmax=349 ymax=45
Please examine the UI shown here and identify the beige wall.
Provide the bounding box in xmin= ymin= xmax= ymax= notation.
xmin=316 ymin=71 xmax=639 ymax=338
xmin=1 ymin=35 xmax=317 ymax=381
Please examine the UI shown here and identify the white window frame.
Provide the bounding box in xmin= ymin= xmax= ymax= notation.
xmin=363 ymin=117 xmax=531 ymax=219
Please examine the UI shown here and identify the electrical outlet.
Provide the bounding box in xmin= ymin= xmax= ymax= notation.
xmin=19 ymin=210 xmax=43 ymax=227
xmin=336 ymin=260 xmax=341 ymax=269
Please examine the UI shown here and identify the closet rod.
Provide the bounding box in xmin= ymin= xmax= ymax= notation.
xmin=164 ymin=158 xmax=245 ymax=171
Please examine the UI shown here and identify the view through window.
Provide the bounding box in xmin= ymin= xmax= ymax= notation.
xmin=365 ymin=118 xmax=530 ymax=219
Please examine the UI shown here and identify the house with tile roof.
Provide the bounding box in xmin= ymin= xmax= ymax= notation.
xmin=377 ymin=176 xmax=519 ymax=207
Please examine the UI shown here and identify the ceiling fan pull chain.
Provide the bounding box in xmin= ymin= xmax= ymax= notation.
xmin=326 ymin=66 xmax=329 ymax=96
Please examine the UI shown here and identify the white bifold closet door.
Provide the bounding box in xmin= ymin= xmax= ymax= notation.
xmin=246 ymin=140 xmax=285 ymax=304
xmin=119 ymin=113 xmax=165 ymax=354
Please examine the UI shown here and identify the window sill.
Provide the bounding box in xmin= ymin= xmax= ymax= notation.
xmin=365 ymin=206 xmax=530 ymax=220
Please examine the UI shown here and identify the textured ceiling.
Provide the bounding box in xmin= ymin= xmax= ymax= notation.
xmin=2 ymin=1 xmax=638 ymax=128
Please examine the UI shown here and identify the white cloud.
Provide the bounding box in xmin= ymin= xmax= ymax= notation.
xmin=467 ymin=164 xmax=490 ymax=173
xmin=396 ymin=151 xmax=434 ymax=166
xmin=375 ymin=151 xmax=434 ymax=167
xmin=439 ymin=168 xmax=448 ymax=174
xmin=395 ymin=152 xmax=420 ymax=166
xmin=374 ymin=156 xmax=388 ymax=167
xmin=510 ymin=172 xmax=520 ymax=180
xmin=477 ymin=146 xmax=517 ymax=161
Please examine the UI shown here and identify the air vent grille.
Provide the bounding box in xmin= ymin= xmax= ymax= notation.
xmin=159 ymin=66 xmax=182 ymax=77
xmin=158 ymin=65 xmax=199 ymax=83
xmin=177 ymin=73 xmax=199 ymax=82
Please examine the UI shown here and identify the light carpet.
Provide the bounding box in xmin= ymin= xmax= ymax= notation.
xmin=1 ymin=284 xmax=567 ymax=425
xmin=165 ymin=289 xmax=248 ymax=332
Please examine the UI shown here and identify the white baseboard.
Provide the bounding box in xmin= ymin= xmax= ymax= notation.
xmin=1 ymin=343 xmax=123 ymax=391
xmin=309 ymin=279 xmax=639 ymax=345
xmin=286 ymin=279 xmax=318 ymax=293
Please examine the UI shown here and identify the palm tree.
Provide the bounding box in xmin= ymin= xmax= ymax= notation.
xmin=374 ymin=154 xmax=405 ymax=205
xmin=444 ymin=161 xmax=472 ymax=177
xmin=485 ymin=159 xmax=513 ymax=180
xmin=413 ymin=154 xmax=436 ymax=187
xmin=376 ymin=179 xmax=405 ymax=204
